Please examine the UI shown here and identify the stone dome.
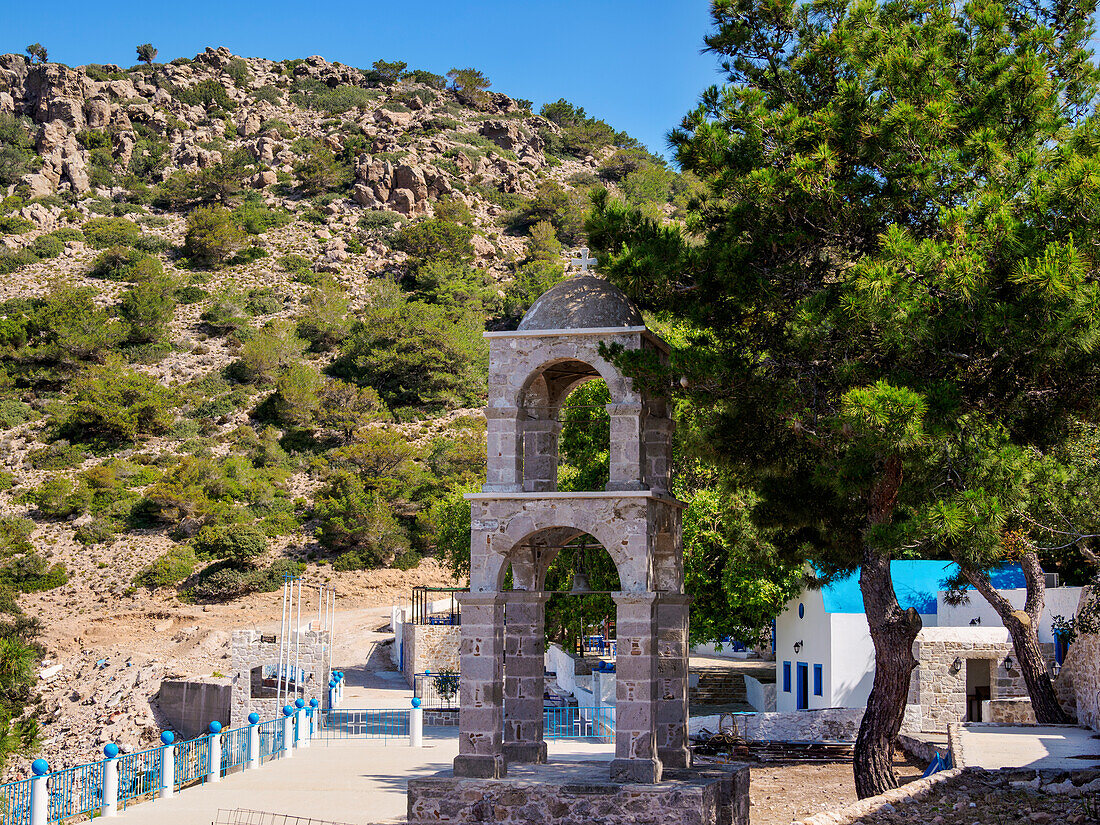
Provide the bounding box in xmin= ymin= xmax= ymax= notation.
xmin=517 ymin=275 xmax=644 ymax=331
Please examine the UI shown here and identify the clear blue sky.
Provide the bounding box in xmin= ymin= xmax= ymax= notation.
xmin=2 ymin=0 xmax=723 ymax=159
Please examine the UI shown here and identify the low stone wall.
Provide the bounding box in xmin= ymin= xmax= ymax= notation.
xmin=157 ymin=680 xmax=231 ymax=739
xmin=230 ymin=629 xmax=330 ymax=728
xmin=401 ymin=623 xmax=460 ymax=686
xmin=791 ymin=769 xmax=963 ymax=825
xmin=408 ymin=764 xmax=750 ymax=825
xmin=1055 ymin=588 xmax=1096 ymax=727
xmin=988 ymin=697 xmax=1037 ymax=725
xmin=689 ymin=708 xmax=864 ymax=742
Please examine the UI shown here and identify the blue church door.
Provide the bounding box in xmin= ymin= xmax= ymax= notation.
xmin=796 ymin=662 xmax=809 ymax=710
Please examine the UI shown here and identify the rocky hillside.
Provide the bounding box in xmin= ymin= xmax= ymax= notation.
xmin=0 ymin=45 xmax=687 ymax=775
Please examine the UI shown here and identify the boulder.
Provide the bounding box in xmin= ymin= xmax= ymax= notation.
xmin=63 ymin=155 xmax=90 ymax=193
xmin=237 ymin=112 xmax=262 ymax=137
xmin=0 ymin=91 xmax=13 ymax=115
xmin=471 ymin=233 xmax=495 ymax=259
xmin=374 ymin=108 xmax=413 ymax=129
xmin=47 ymin=96 xmax=85 ymax=129
xmin=21 ymin=173 xmax=54 ymax=199
xmin=84 ymin=97 xmax=110 ymax=129
xmin=249 ymin=170 xmax=277 ymax=188
xmin=392 ymin=164 xmax=428 ymax=203
xmin=479 ymin=119 xmax=526 ymax=152
xmin=388 ymin=188 xmax=417 ymax=215
xmin=107 ymin=78 xmax=137 ymax=100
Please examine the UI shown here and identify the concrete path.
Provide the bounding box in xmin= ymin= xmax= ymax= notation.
xmin=112 ymin=732 xmax=614 ymax=825
xmin=953 ymin=724 xmax=1100 ymax=770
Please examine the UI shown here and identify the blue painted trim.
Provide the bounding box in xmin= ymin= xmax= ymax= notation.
xmin=782 ymin=661 xmax=791 ymax=693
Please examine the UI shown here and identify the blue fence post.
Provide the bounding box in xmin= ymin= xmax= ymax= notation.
xmin=282 ymin=705 xmax=295 ymax=759
xmin=309 ymin=699 xmax=320 ymax=740
xmin=29 ymin=759 xmax=48 ymax=825
xmin=102 ymin=744 xmax=119 ymax=817
xmin=247 ymin=713 xmax=260 ymax=769
xmin=158 ymin=732 xmax=175 ymax=798
xmin=207 ymin=721 xmax=222 ymax=783
xmin=294 ymin=699 xmax=308 ymax=749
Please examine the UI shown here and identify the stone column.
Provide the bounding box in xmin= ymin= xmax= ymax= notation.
xmin=503 ymin=591 xmax=549 ymax=764
xmin=610 ymin=592 xmax=662 ymax=783
xmin=483 ymin=406 xmax=522 ymax=493
xmin=522 ymin=418 xmax=561 ymax=492
xmin=607 ymin=403 xmax=645 ymax=491
xmin=454 ymin=593 xmax=507 ymax=778
xmin=656 ymin=594 xmax=692 ymax=769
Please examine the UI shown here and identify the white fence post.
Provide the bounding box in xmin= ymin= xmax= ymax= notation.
xmin=309 ymin=699 xmax=320 ymax=739
xmin=247 ymin=713 xmax=260 ymax=769
xmin=30 ymin=759 xmax=48 ymax=825
xmin=328 ymin=679 xmax=337 ymax=709
xmin=159 ymin=732 xmax=175 ymax=798
xmin=208 ymin=721 xmax=222 ymax=782
xmin=337 ymin=672 xmax=344 ymax=704
xmin=282 ymin=705 xmax=294 ymax=759
xmin=410 ymin=698 xmax=423 ymax=748
xmin=294 ymin=699 xmax=308 ymax=749
xmin=102 ymin=744 xmax=119 ymax=817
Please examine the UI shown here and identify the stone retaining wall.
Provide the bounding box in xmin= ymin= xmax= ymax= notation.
xmin=791 ymin=769 xmax=963 ymax=825
xmin=401 ymin=623 xmax=460 ymax=687
xmin=230 ymin=629 xmax=330 ymax=727
xmin=1054 ymin=588 xmax=1096 ymax=727
xmin=689 ymin=708 xmax=864 ymax=742
xmin=988 ymin=697 xmax=1037 ymax=725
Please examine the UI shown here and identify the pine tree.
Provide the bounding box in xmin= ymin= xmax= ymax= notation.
xmin=590 ymin=0 xmax=1100 ymax=797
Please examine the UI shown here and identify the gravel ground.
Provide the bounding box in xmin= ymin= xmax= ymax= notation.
xmin=744 ymin=756 xmax=925 ymax=825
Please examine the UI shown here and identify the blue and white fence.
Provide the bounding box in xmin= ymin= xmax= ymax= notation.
xmin=0 ymin=673 xmax=401 ymax=825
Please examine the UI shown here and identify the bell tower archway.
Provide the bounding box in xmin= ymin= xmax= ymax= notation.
xmin=455 ymin=273 xmax=689 ymax=784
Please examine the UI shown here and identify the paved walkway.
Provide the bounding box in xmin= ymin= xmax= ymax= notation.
xmin=953 ymin=724 xmax=1099 ymax=770
xmin=113 ymin=732 xmax=614 ymax=825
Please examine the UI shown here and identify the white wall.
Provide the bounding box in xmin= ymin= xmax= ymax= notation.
xmin=935 ymin=587 xmax=1081 ymax=644
xmin=775 ymin=588 xmax=831 ymax=711
xmin=744 ymin=675 xmax=777 ymax=712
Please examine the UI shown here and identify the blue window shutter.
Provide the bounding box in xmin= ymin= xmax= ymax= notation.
xmin=783 ymin=661 xmax=791 ymax=692
xmin=813 ymin=664 xmax=823 ymax=696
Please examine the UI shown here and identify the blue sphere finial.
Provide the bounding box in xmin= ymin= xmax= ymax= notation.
xmin=411 ymin=697 xmax=422 ymax=709
xmin=160 ymin=731 xmax=174 ymax=746
xmin=31 ymin=758 xmax=49 ymax=776
xmin=294 ymin=698 xmax=305 ymax=709
xmin=104 ymin=743 xmax=119 ymax=759
xmin=309 ymin=698 xmax=319 ymax=708
xmin=248 ymin=712 xmax=260 ymax=725
xmin=328 ymin=680 xmax=336 ymax=689
xmin=283 ymin=705 xmax=294 ymax=717
xmin=208 ymin=721 xmax=222 ymax=734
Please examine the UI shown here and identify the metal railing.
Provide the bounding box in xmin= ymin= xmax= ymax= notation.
xmin=544 ymin=706 xmax=615 ymax=741
xmin=221 ymin=726 xmax=250 ymax=775
xmin=412 ymin=672 xmax=459 ymax=711
xmin=46 ymin=761 xmax=102 ymax=822
xmin=173 ymin=736 xmax=210 ymax=790
xmin=410 ymin=587 xmax=464 ymax=625
xmin=319 ymin=709 xmax=409 ymax=739
xmin=215 ymin=810 xmax=355 ymax=825
xmin=258 ymin=719 xmax=284 ymax=764
xmin=0 ymin=776 xmax=31 ymax=825
xmin=117 ymin=746 xmax=162 ymax=808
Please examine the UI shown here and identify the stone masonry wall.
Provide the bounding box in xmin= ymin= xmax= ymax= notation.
xmin=402 ymin=623 xmax=460 ymax=687
xmin=230 ymin=629 xmax=330 ymax=727
xmin=988 ymin=697 xmax=1037 ymax=725
xmin=1057 ymin=588 xmax=1098 ymax=727
xmin=910 ymin=628 xmax=1033 ymax=733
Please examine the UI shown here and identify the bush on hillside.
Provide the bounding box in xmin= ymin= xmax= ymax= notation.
xmin=193 ymin=523 xmax=268 ymax=565
xmin=52 ymin=359 xmax=175 ymax=448
xmin=88 ymin=246 xmax=163 ymax=281
xmin=183 ymin=205 xmax=247 ymax=268
xmin=83 ymin=217 xmax=143 ymax=249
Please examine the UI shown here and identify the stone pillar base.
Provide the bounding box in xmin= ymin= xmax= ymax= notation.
xmin=609 ymin=757 xmax=662 ymax=784
xmin=659 ymin=746 xmax=693 ymax=769
xmin=503 ymin=741 xmax=547 ymax=764
xmin=453 ymin=754 xmax=506 ymax=779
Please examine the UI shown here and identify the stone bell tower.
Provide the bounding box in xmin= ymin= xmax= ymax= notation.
xmin=453 ymin=261 xmax=690 ymax=784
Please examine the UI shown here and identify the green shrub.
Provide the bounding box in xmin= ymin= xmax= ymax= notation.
xmin=252 ymin=86 xmax=282 ymax=105
xmin=135 ymin=544 xmax=198 ymax=588
xmin=50 ymin=227 xmax=84 ymax=243
xmin=88 ymin=246 xmax=164 ymax=281
xmin=74 ymin=518 xmax=114 ymax=545
xmin=0 ymin=553 xmax=68 ymax=592
xmin=446 ymin=67 xmax=491 ymax=108
xmin=228 ymin=246 xmax=268 ymax=266
xmin=0 ymin=400 xmax=36 ymax=429
xmin=26 ymin=475 xmax=89 ymax=519
xmin=296 ymin=277 xmax=350 ymax=352
xmin=391 ymin=219 xmax=474 ymax=264
xmin=0 ymin=249 xmax=37 ymax=275
xmin=232 ymin=199 xmax=291 ymax=234
xmin=27 ymin=442 xmax=88 ymax=470
xmin=119 ymin=274 xmax=176 ymax=344
xmin=27 ymin=233 xmax=60 ymax=260
xmin=293 ymin=144 xmax=351 ymax=195
xmin=276 ymin=254 xmax=312 ymax=274
xmin=225 ymin=58 xmax=251 ymax=86
xmin=313 ymin=471 xmax=409 ymax=563
xmin=405 ymin=69 xmax=446 ymax=90
xmin=176 ymin=79 xmax=235 ymax=110
xmin=194 ymin=523 xmax=268 ymax=564
xmin=184 ymin=563 xmax=248 ymax=602
xmin=183 ymin=205 xmax=247 ymax=268
xmin=227 ymin=319 xmax=305 ymax=384
xmin=200 ymin=293 xmax=249 ymax=333
xmin=0 ymin=216 xmax=33 ymax=235
xmin=0 ymin=471 xmax=13 ymax=492
xmin=83 ymin=217 xmax=143 ymax=248
xmin=293 ymin=84 xmax=380 ymax=114
xmin=393 ymin=549 xmax=421 ymax=570
xmin=175 ymin=285 xmax=208 ymax=304
xmin=244 ymin=287 xmax=282 ymax=316
xmin=245 ymin=559 xmax=303 ymax=593
xmin=52 ymin=359 xmax=175 ymax=448
xmin=0 ymin=114 xmax=36 ymax=188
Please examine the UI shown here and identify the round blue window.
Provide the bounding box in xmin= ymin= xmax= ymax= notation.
xmin=798 ymin=603 xmax=805 ymax=619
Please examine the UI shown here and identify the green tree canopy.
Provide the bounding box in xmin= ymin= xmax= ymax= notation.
xmin=589 ymin=0 xmax=1100 ymax=798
